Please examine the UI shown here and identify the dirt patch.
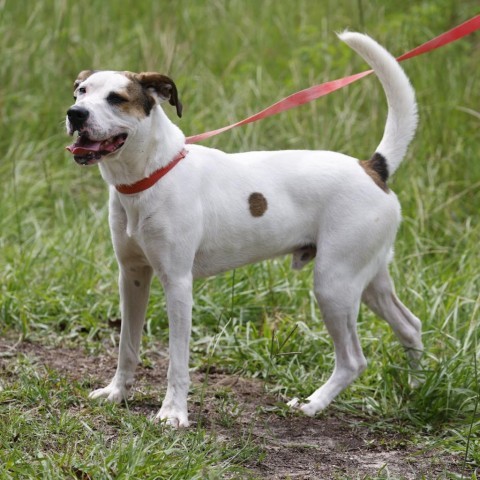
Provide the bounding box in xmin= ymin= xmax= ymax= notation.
xmin=0 ymin=338 xmax=467 ymax=479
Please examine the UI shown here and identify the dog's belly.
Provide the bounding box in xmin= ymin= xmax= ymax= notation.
xmin=193 ymin=247 xmax=289 ymax=278
xmin=192 ymin=222 xmax=313 ymax=278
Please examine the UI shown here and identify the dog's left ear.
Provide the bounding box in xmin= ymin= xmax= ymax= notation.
xmin=136 ymin=73 xmax=183 ymax=118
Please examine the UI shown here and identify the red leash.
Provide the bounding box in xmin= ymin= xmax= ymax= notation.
xmin=116 ymin=16 xmax=479 ymax=195
xmin=186 ymin=15 xmax=480 ymax=145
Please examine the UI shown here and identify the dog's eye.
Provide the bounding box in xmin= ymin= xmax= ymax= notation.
xmin=78 ymin=87 xmax=86 ymax=95
xmin=107 ymin=92 xmax=128 ymax=105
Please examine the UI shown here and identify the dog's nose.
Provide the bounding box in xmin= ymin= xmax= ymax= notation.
xmin=67 ymin=106 xmax=90 ymax=130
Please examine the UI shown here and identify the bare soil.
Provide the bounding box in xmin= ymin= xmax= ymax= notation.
xmin=0 ymin=337 xmax=468 ymax=479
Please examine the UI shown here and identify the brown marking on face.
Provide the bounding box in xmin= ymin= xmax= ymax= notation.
xmin=108 ymin=76 xmax=156 ymax=118
xmin=123 ymin=71 xmax=183 ymax=118
xmin=248 ymin=192 xmax=268 ymax=217
xmin=360 ymin=152 xmax=389 ymax=193
xmin=73 ymin=70 xmax=95 ymax=91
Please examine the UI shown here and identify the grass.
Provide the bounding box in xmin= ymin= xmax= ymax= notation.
xmin=1 ymin=369 xmax=253 ymax=479
xmin=1 ymin=0 xmax=479 ymax=478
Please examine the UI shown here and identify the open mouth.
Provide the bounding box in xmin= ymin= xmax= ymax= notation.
xmin=66 ymin=133 xmax=128 ymax=165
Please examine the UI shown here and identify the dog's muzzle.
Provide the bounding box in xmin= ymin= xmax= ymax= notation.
xmin=65 ymin=105 xmax=128 ymax=166
xmin=67 ymin=106 xmax=90 ymax=131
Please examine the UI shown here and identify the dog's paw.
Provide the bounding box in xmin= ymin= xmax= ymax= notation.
xmin=287 ymin=397 xmax=315 ymax=417
xmin=89 ymin=383 xmax=129 ymax=404
xmin=287 ymin=397 xmax=326 ymax=417
xmin=155 ymin=404 xmax=190 ymax=428
xmin=408 ymin=370 xmax=426 ymax=389
xmin=287 ymin=397 xmax=300 ymax=409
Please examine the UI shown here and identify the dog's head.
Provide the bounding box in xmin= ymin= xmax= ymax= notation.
xmin=66 ymin=70 xmax=182 ymax=166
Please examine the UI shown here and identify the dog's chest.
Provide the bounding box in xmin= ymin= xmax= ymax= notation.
xmin=122 ymin=204 xmax=142 ymax=238
xmin=113 ymin=194 xmax=155 ymax=240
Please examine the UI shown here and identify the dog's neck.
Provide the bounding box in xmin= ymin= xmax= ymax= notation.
xmin=98 ymin=105 xmax=185 ymax=187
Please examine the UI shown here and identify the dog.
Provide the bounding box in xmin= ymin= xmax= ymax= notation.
xmin=66 ymin=32 xmax=423 ymax=428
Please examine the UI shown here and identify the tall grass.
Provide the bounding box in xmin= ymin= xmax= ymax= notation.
xmin=1 ymin=0 xmax=479 ymax=477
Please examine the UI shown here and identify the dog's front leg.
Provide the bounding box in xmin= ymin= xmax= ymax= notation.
xmin=89 ymin=265 xmax=153 ymax=403
xmin=155 ymin=274 xmax=193 ymax=428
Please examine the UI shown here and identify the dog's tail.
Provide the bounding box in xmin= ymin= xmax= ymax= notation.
xmin=338 ymin=32 xmax=418 ymax=178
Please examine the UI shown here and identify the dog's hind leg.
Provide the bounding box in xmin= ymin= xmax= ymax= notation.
xmin=289 ymin=265 xmax=367 ymax=416
xmin=362 ymin=265 xmax=423 ymax=384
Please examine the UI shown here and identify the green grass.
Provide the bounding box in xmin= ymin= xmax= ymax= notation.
xmin=1 ymin=365 xmax=255 ymax=479
xmin=1 ymin=0 xmax=480 ymax=478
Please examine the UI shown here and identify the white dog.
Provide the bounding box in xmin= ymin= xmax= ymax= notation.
xmin=66 ymin=32 xmax=423 ymax=428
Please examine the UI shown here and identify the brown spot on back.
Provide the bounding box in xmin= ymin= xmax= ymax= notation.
xmin=360 ymin=152 xmax=389 ymax=193
xmin=248 ymin=192 xmax=268 ymax=217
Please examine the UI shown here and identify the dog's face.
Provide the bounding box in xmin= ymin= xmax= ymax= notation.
xmin=66 ymin=70 xmax=182 ymax=166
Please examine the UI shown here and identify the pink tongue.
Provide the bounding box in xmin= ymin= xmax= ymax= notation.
xmin=66 ymin=137 xmax=103 ymax=155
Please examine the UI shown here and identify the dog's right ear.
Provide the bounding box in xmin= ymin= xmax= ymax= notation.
xmin=73 ymin=70 xmax=95 ymax=90
xmin=135 ymin=72 xmax=183 ymax=118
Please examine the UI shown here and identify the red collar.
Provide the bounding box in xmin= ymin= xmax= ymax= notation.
xmin=115 ymin=148 xmax=188 ymax=195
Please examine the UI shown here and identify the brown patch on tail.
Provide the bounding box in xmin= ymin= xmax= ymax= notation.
xmin=360 ymin=152 xmax=389 ymax=192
